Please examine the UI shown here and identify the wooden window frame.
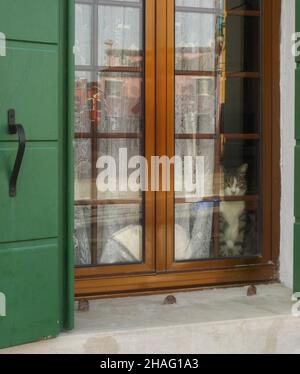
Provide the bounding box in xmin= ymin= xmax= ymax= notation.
xmin=75 ymin=0 xmax=281 ymax=299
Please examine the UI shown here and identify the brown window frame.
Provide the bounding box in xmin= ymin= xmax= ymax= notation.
xmin=75 ymin=0 xmax=281 ymax=299
xmin=74 ymin=0 xmax=156 ymax=279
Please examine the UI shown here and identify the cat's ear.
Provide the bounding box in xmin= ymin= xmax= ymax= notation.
xmin=239 ymin=164 xmax=248 ymax=176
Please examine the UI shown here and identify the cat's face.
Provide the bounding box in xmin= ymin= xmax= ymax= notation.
xmin=222 ymin=164 xmax=248 ymax=196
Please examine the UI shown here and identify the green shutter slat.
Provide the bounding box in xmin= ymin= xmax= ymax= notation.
xmin=0 ymin=0 xmax=59 ymax=44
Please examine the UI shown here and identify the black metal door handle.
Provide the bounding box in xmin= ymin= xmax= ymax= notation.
xmin=7 ymin=109 xmax=26 ymax=197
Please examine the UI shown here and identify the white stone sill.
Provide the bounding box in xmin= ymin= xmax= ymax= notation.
xmin=1 ymin=284 xmax=300 ymax=354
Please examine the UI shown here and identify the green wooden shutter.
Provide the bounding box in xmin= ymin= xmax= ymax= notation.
xmin=0 ymin=0 xmax=74 ymax=348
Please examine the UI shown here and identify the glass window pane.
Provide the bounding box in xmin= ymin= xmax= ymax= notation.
xmin=176 ymin=0 xmax=224 ymax=10
xmin=74 ymin=206 xmax=92 ymax=266
xmin=221 ymin=140 xmax=259 ymax=196
xmin=74 ymin=0 xmax=145 ymax=268
xmin=222 ymin=77 xmax=261 ymax=134
xmin=227 ymin=0 xmax=260 ymax=11
xmin=75 ymin=4 xmax=92 ymax=65
xmin=74 ymin=139 xmax=92 ymax=201
xmin=226 ymin=15 xmax=261 ymax=73
xmin=175 ymin=12 xmax=217 ymax=72
xmin=175 ymin=202 xmax=215 ymax=261
xmin=218 ymin=201 xmax=259 ymax=258
xmin=174 ymin=0 xmax=262 ymax=261
xmin=97 ymin=204 xmax=143 ymax=265
xmin=98 ymin=4 xmax=143 ymax=68
xmin=75 ymin=71 xmax=92 ymax=133
xmin=97 ymin=138 xmax=142 ymax=201
xmin=176 ymin=76 xmax=216 ymax=134
xmin=175 ymin=199 xmax=259 ymax=261
xmin=98 ymin=73 xmax=142 ymax=133
xmin=175 ymin=139 xmax=215 ymax=199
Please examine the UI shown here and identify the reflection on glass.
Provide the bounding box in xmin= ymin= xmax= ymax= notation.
xmin=98 ymin=73 xmax=142 ymax=133
xmin=176 ymin=0 xmax=223 ymax=8
xmin=74 ymin=206 xmax=92 ymax=266
xmin=176 ymin=76 xmax=215 ymax=134
xmin=75 ymin=4 xmax=92 ymax=65
xmin=175 ymin=12 xmax=217 ymax=72
xmin=75 ymin=72 xmax=92 ymax=133
xmin=74 ymin=0 xmax=144 ymax=267
xmin=98 ymin=3 xmax=143 ymax=67
xmin=75 ymin=140 xmax=91 ymax=201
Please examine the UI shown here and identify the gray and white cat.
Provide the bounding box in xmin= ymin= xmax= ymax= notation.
xmin=220 ymin=164 xmax=248 ymax=257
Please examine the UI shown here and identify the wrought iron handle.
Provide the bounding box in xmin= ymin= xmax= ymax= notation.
xmin=7 ymin=109 xmax=26 ymax=197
